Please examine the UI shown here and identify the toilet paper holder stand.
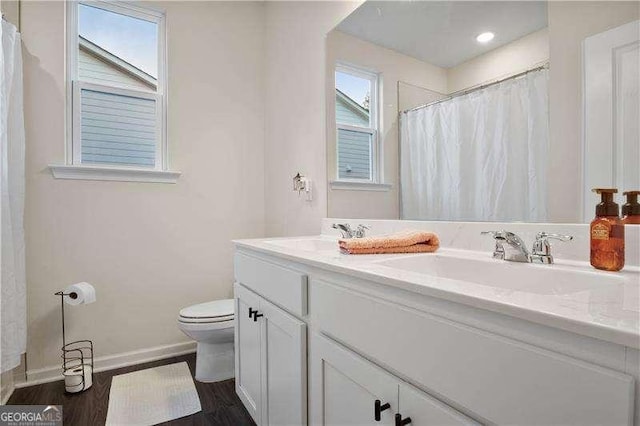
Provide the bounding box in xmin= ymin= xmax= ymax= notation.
xmin=54 ymin=290 xmax=94 ymax=393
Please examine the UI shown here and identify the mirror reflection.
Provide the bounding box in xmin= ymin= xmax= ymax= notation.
xmin=326 ymin=1 xmax=640 ymax=223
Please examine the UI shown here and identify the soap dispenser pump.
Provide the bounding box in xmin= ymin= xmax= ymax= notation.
xmin=590 ymin=188 xmax=624 ymax=271
xmin=622 ymin=191 xmax=640 ymax=224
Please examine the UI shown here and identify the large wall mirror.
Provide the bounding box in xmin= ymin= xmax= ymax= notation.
xmin=326 ymin=1 xmax=639 ymax=223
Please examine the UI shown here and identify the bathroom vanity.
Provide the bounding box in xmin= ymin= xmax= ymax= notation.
xmin=233 ymin=220 xmax=640 ymax=426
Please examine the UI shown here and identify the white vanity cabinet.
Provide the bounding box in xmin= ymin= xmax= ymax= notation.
xmin=311 ymin=332 xmax=478 ymax=426
xmin=234 ymin=256 xmax=307 ymax=425
xmin=234 ymin=247 xmax=638 ymax=426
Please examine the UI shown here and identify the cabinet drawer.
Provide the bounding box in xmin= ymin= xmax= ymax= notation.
xmin=311 ymin=280 xmax=635 ymax=425
xmin=235 ymin=252 xmax=307 ymax=317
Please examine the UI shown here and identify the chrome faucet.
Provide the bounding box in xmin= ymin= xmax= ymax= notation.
xmin=481 ymin=230 xmax=572 ymax=264
xmin=332 ymin=223 xmax=369 ymax=239
xmin=481 ymin=230 xmax=530 ymax=262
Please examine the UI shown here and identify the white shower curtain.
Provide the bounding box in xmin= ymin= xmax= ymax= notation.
xmin=1 ymin=19 xmax=26 ymax=373
xmin=400 ymin=69 xmax=549 ymax=222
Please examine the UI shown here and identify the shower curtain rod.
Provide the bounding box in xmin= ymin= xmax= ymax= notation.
xmin=402 ymin=62 xmax=549 ymax=114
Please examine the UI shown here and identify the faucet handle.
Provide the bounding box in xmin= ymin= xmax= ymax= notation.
xmin=535 ymin=232 xmax=573 ymax=242
xmin=355 ymin=224 xmax=369 ymax=238
xmin=531 ymin=232 xmax=573 ymax=263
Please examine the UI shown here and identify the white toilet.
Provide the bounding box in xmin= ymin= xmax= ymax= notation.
xmin=177 ymin=299 xmax=235 ymax=383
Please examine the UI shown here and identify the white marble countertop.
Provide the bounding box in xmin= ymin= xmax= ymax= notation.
xmin=234 ymin=234 xmax=640 ymax=349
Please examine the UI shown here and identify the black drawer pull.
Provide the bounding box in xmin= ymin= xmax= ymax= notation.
xmin=374 ymin=399 xmax=390 ymax=421
xmin=253 ymin=312 xmax=263 ymax=322
xmin=249 ymin=307 xmax=257 ymax=319
xmin=395 ymin=414 xmax=411 ymax=426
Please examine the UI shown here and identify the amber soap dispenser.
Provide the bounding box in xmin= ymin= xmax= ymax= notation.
xmin=622 ymin=191 xmax=640 ymax=224
xmin=590 ymin=188 xmax=624 ymax=271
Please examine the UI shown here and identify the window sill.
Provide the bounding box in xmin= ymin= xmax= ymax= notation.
xmin=329 ymin=180 xmax=392 ymax=192
xmin=49 ymin=164 xmax=182 ymax=184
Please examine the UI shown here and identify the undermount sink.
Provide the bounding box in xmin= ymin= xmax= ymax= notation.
xmin=263 ymin=238 xmax=339 ymax=252
xmin=375 ymin=253 xmax=625 ymax=295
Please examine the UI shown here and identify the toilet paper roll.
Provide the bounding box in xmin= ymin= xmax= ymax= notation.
xmin=64 ymin=364 xmax=93 ymax=393
xmin=63 ymin=282 xmax=96 ymax=306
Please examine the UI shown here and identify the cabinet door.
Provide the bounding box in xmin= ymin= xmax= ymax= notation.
xmin=398 ymin=382 xmax=479 ymax=426
xmin=310 ymin=333 xmax=397 ymax=426
xmin=234 ymin=283 xmax=263 ymax=424
xmin=260 ymin=298 xmax=307 ymax=426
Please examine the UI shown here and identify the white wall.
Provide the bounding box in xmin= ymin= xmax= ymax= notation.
xmin=398 ymin=82 xmax=447 ymax=112
xmin=20 ymin=0 xmax=266 ymax=379
xmin=0 ymin=0 xmax=19 ymax=27
xmin=326 ymin=30 xmax=447 ymax=220
xmin=264 ymin=1 xmax=361 ymax=237
xmin=447 ymin=28 xmax=549 ymax=93
xmin=548 ymin=1 xmax=639 ymax=223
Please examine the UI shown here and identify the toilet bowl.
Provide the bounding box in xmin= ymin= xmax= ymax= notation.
xmin=177 ymin=299 xmax=234 ymax=383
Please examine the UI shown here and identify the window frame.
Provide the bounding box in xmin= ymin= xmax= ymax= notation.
xmin=64 ymin=0 xmax=170 ymax=174
xmin=334 ymin=63 xmax=381 ymax=184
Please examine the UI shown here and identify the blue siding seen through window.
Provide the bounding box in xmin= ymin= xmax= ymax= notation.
xmin=337 ymin=129 xmax=371 ymax=180
xmin=336 ymin=97 xmax=369 ymax=127
xmin=80 ymin=88 xmax=157 ymax=167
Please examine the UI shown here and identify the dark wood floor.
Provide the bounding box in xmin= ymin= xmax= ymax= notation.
xmin=8 ymin=353 xmax=256 ymax=426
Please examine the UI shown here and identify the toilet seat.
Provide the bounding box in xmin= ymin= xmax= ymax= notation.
xmin=179 ymin=299 xmax=234 ymax=324
xmin=178 ymin=315 xmax=234 ymax=324
xmin=178 ymin=318 xmax=234 ymax=332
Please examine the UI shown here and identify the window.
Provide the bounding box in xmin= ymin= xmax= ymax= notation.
xmin=335 ymin=64 xmax=379 ymax=182
xmin=56 ymin=1 xmax=178 ymax=182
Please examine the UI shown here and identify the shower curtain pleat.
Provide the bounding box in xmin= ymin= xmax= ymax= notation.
xmin=1 ymin=18 xmax=26 ymax=373
xmin=400 ymin=69 xmax=549 ymax=222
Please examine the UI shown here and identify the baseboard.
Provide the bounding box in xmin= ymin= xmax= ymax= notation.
xmin=15 ymin=341 xmax=196 ymax=388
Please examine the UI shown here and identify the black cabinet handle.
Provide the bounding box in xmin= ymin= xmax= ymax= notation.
xmin=395 ymin=414 xmax=411 ymax=426
xmin=253 ymin=312 xmax=263 ymax=322
xmin=249 ymin=307 xmax=257 ymax=319
xmin=374 ymin=399 xmax=390 ymax=421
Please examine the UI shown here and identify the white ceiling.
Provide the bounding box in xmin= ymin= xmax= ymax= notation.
xmin=336 ymin=1 xmax=548 ymax=68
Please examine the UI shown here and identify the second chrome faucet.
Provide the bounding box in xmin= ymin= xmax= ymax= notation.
xmin=332 ymin=223 xmax=369 ymax=239
xmin=482 ymin=230 xmax=573 ymax=264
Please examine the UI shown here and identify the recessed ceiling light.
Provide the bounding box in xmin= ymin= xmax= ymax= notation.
xmin=476 ymin=32 xmax=495 ymax=43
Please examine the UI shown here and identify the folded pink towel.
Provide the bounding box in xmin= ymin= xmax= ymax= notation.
xmin=339 ymin=230 xmax=440 ymax=254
